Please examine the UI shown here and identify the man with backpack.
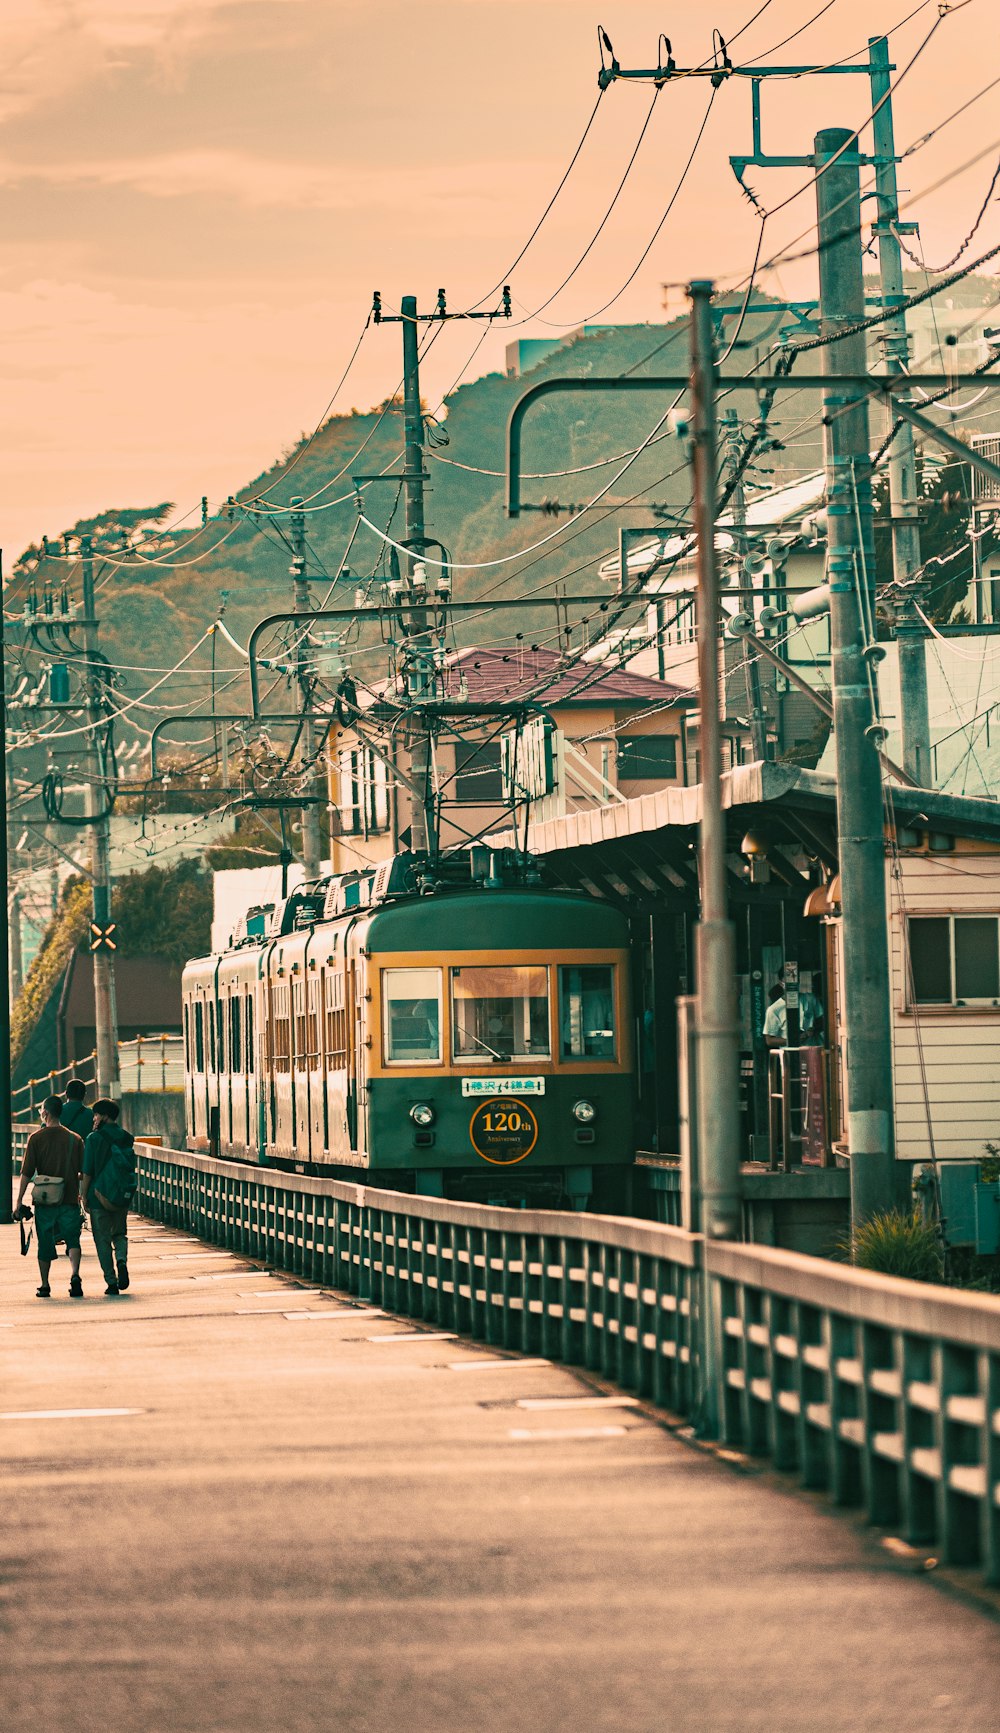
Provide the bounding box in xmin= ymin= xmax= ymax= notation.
xmin=13 ymin=1095 xmax=87 ymax=1298
xmin=61 ymin=1078 xmax=94 ymax=1141
xmin=80 ymin=1099 xmax=137 ymax=1297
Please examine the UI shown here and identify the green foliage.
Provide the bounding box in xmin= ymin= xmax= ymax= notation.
xmin=111 ymin=859 xmax=213 ymax=968
xmin=11 ymin=881 xmax=91 ymax=1066
xmin=982 ymin=1144 xmax=1000 ymax=1183
xmin=846 ymin=1208 xmax=944 ymax=1283
xmin=205 ymin=811 xmax=285 ymax=871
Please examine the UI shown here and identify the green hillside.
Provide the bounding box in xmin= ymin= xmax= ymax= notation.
xmin=14 ymin=291 xmax=998 ymax=726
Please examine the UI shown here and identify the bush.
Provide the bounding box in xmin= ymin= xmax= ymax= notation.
xmin=847 ymin=1208 xmax=944 ymax=1284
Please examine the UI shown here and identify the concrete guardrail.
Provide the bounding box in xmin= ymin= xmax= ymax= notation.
xmin=13 ymin=1126 xmax=998 ymax=1585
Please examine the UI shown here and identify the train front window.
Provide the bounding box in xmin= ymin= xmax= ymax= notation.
xmin=383 ymin=968 xmax=442 ymax=1063
xmin=451 ymin=966 xmax=549 ymax=1062
xmin=559 ymin=965 xmax=616 ymax=1060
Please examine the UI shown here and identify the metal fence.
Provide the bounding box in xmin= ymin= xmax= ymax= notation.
xmin=12 ymin=1035 xmax=184 ymax=1111
xmin=16 ymin=1131 xmax=997 ymax=1585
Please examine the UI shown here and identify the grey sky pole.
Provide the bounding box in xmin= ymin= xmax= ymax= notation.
xmin=401 ymin=295 xmax=432 ymax=856
xmin=289 ymin=498 xmax=323 ymax=877
xmin=0 ymin=563 xmax=13 ymax=1221
xmin=869 ymin=34 xmax=930 ymax=787
xmin=690 ymin=282 xmax=741 ymax=1243
xmin=815 ymin=129 xmax=897 ymax=1224
xmin=81 ymin=536 xmax=120 ymax=1098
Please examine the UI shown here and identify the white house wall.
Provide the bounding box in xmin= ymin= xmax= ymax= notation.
xmin=889 ymin=852 xmax=1000 ymax=1162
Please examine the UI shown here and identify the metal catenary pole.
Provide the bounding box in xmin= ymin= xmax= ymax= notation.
xmin=814 ymin=129 xmax=897 ymax=1223
xmin=80 ymin=536 xmax=120 ymax=1098
xmin=869 ymin=33 xmax=930 ymax=787
xmin=690 ymin=282 xmax=742 ymax=1245
xmin=400 ymin=295 xmax=433 ymax=855
xmin=0 ymin=561 xmax=14 ymax=1219
xmin=289 ymin=498 xmax=323 ymax=877
xmin=722 ymin=409 xmax=770 ymax=762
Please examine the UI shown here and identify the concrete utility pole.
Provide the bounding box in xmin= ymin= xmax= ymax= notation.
xmin=0 ymin=580 xmax=14 ymax=1221
xmin=869 ymin=34 xmax=930 ymax=786
xmin=722 ymin=410 xmax=770 ymax=762
xmin=80 ymin=536 xmax=120 ymax=1098
xmin=690 ymin=282 xmax=742 ymax=1244
xmin=814 ymin=130 xmax=897 ymax=1224
xmin=289 ymin=498 xmax=323 ymax=877
xmin=400 ymin=296 xmax=433 ymax=855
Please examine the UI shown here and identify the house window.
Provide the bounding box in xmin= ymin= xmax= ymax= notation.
xmin=617 ymin=735 xmax=678 ymax=781
xmin=454 ymin=740 xmax=504 ymax=802
xmin=338 ymin=746 xmax=390 ymax=836
xmin=908 ymin=915 xmax=1000 ymax=1005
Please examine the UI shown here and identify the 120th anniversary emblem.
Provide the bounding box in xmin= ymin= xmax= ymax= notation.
xmin=468 ymin=1097 xmax=539 ymax=1165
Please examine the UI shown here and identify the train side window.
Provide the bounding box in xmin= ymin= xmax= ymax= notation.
xmin=293 ymin=982 xmax=307 ymax=1064
xmin=194 ymin=1003 xmax=204 ymax=1072
xmin=230 ymin=996 xmax=242 ymax=1075
xmin=183 ymin=1004 xmax=190 ymax=1069
xmin=274 ymin=985 xmax=291 ymax=1074
xmin=325 ymin=969 xmax=347 ymax=1067
xmin=245 ymin=996 xmax=254 ymax=1073
xmin=383 ymin=968 xmax=442 ymax=1063
xmin=307 ymin=979 xmax=320 ymax=1069
xmin=208 ymin=1000 xmax=216 ymax=1071
xmin=559 ymin=965 xmax=616 ymax=1061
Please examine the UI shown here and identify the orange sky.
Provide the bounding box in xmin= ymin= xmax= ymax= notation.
xmin=1 ymin=0 xmax=997 ymax=561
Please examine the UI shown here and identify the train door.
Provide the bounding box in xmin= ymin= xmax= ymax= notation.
xmin=307 ymin=965 xmax=323 ymax=1162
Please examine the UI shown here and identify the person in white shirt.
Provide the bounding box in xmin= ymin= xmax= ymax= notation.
xmin=763 ymin=980 xmax=823 ymax=1048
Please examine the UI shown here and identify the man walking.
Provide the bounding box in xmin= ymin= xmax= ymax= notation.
xmin=61 ymin=1078 xmax=94 ymax=1141
xmin=81 ymin=1099 xmax=136 ymax=1297
xmin=14 ymin=1095 xmax=87 ymax=1298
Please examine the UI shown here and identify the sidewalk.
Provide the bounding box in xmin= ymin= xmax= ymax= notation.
xmin=1 ymin=1216 xmax=997 ymax=1732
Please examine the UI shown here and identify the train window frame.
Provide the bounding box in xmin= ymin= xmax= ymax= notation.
xmin=194 ymin=1002 xmax=204 ymax=1072
xmin=230 ymin=995 xmax=242 ymax=1076
xmin=273 ymin=983 xmax=291 ymax=1075
xmin=558 ymin=964 xmax=617 ymax=1062
xmin=450 ymin=964 xmax=551 ymax=1064
xmin=208 ymin=998 xmax=216 ymax=1072
xmin=382 ymin=967 xmax=443 ymax=1066
xmin=245 ymin=994 xmax=255 ymax=1074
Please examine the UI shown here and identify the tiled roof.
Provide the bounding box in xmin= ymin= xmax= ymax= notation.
xmin=436 ymin=645 xmax=686 ymax=707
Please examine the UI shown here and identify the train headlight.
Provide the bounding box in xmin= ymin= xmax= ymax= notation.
xmin=572 ymin=1099 xmax=596 ymax=1124
xmin=409 ymin=1102 xmax=436 ymax=1127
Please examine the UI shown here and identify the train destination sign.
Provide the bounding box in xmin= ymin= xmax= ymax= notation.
xmin=469 ymin=1098 xmax=539 ymax=1165
xmin=461 ymin=1077 xmax=545 ymax=1097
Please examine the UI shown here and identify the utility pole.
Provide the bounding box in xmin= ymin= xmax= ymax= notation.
xmin=400 ymin=297 xmax=433 ymax=855
xmin=289 ymin=499 xmax=323 ymax=876
xmin=722 ymin=410 xmax=770 ymax=762
xmin=6 ymin=757 xmax=23 ymax=1006
xmin=373 ymin=287 xmax=511 ymax=856
xmin=869 ymin=34 xmax=930 ymax=786
xmin=690 ymin=282 xmax=741 ymax=1245
xmin=0 ymin=569 xmax=14 ymax=1220
xmin=815 ymin=129 xmax=897 ymax=1224
xmin=80 ymin=536 xmax=120 ymax=1098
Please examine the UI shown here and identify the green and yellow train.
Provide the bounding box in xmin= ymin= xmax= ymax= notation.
xmin=182 ymin=852 xmax=636 ymax=1208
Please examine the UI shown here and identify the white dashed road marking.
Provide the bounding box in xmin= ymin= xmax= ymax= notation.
xmin=448 ymin=1357 xmax=551 ymax=1372
xmin=0 ymin=1407 xmax=145 ymax=1421
xmin=369 ymin=1331 xmax=456 ymax=1343
xmin=509 ymin=1425 xmax=627 ymax=1441
xmin=516 ymin=1396 xmax=641 ymax=1411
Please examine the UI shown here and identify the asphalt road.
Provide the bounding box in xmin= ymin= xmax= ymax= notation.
xmin=2 ymin=1218 xmax=998 ymax=1733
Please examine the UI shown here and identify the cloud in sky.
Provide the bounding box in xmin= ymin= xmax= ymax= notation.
xmin=0 ymin=146 xmax=517 ymax=215
xmin=0 ymin=0 xmax=994 ymax=561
